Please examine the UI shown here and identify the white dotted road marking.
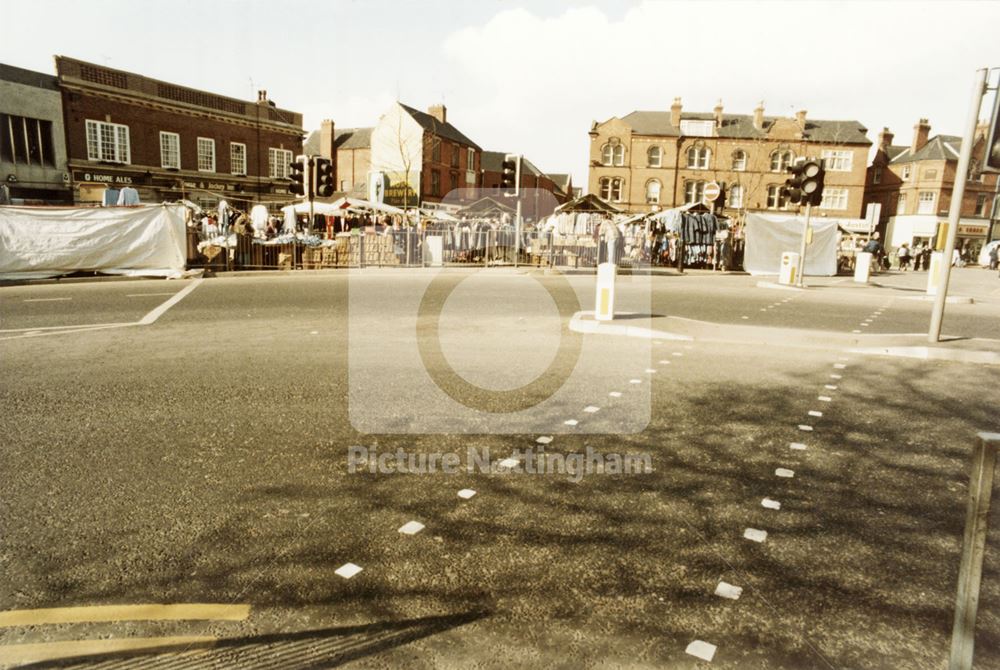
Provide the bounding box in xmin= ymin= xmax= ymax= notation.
xmin=335 ymin=563 xmax=363 ymax=579
xmin=563 ymin=419 xmax=579 ymax=427
xmin=457 ymin=489 xmax=477 ymax=499
xmin=818 ymin=396 xmax=832 ymax=402
xmin=672 ymin=352 xmax=683 ymax=357
xmin=310 ymin=331 xmax=319 ymax=335
xmin=536 ymin=436 xmax=553 ymax=444
xmin=658 ymin=360 xmax=671 ymax=365
xmin=744 ymin=528 xmax=768 ymax=543
xmin=852 ymin=330 xmax=862 ymax=333
xmin=776 ymin=468 xmax=795 ymax=478
xmin=762 ymin=498 xmax=782 ymax=510
xmin=741 ymin=315 xmax=749 ymax=320
xmin=824 ymin=385 xmax=838 ymax=390
xmin=609 ymin=391 xmax=622 ymax=398
xmin=833 ymin=363 xmax=847 ymax=369
xmin=629 ymin=379 xmax=642 ymax=384
xmin=714 ymin=581 xmax=744 ymax=600
xmin=398 ymin=521 xmax=425 ymax=535
xmin=808 ymin=410 xmax=823 ymax=417
xmin=685 ymin=640 xmax=717 ymax=662
xmin=798 ymin=425 xmax=814 ymax=432
xmin=860 ymin=323 xmax=869 ymax=327
xmin=583 ymin=406 xmax=600 ymax=413
xmin=645 ymin=368 xmax=657 ymax=374
xmin=23 ymin=297 xmax=72 ymax=302
xmin=830 ymin=374 xmax=843 ymax=380
xmin=790 ymin=442 xmax=807 ymax=450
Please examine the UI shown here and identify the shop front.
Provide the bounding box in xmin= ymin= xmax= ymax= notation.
xmin=886 ymin=214 xmax=989 ymax=260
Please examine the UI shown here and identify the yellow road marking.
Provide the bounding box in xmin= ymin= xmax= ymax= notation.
xmin=0 ymin=636 xmax=215 ymax=666
xmin=0 ymin=603 xmax=249 ymax=627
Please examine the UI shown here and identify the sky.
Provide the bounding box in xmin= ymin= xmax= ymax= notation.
xmin=3 ymin=0 xmax=999 ymax=190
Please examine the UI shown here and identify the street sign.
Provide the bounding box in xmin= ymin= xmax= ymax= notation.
xmin=703 ymin=182 xmax=721 ymax=205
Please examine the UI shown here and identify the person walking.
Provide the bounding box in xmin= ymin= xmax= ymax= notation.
xmin=912 ymin=242 xmax=924 ymax=271
xmin=897 ymin=243 xmax=911 ymax=271
xmin=989 ymin=244 xmax=998 ymax=271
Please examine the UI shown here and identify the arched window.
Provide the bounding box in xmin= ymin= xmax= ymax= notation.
xmin=732 ymin=149 xmax=747 ymax=171
xmin=600 ymin=177 xmax=625 ymax=202
xmin=684 ymin=180 xmax=705 ymax=204
xmin=645 ymin=179 xmax=661 ymax=204
xmin=686 ymin=145 xmax=710 ymax=169
xmin=770 ymin=150 xmax=794 ymax=172
xmin=728 ymin=184 xmax=744 ymax=208
xmin=613 ymin=145 xmax=625 ymax=166
xmin=647 ymin=146 xmax=662 ymax=168
xmin=767 ymin=184 xmax=789 ymax=209
xmin=601 ymin=144 xmax=614 ymax=166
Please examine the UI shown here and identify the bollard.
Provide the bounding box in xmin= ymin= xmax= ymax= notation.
xmin=927 ymin=251 xmax=945 ymax=295
xmin=854 ymin=251 xmax=872 ymax=283
xmin=779 ymin=252 xmax=800 ymax=286
xmin=949 ymin=432 xmax=1000 ymax=670
xmin=595 ymin=262 xmax=616 ymax=321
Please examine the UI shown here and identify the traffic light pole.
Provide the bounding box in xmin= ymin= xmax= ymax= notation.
xmin=797 ymin=202 xmax=811 ymax=287
xmin=929 ymin=68 xmax=988 ymax=343
xmin=514 ymin=198 xmax=522 ymax=268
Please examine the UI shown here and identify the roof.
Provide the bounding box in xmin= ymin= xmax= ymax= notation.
xmin=546 ymin=173 xmax=573 ymax=191
xmin=890 ymin=135 xmax=963 ymax=164
xmin=0 ymin=62 xmax=58 ymax=90
xmin=481 ymin=151 xmax=544 ymax=176
xmin=554 ymin=193 xmax=623 ymax=214
xmin=616 ymin=110 xmax=871 ymax=145
xmin=303 ymin=127 xmax=373 ymax=156
xmin=458 ymin=196 xmax=517 ymax=216
xmin=399 ymin=103 xmax=481 ymax=150
xmin=885 ymin=145 xmax=909 ymax=161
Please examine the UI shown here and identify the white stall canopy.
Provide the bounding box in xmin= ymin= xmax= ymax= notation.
xmin=0 ymin=204 xmax=187 ymax=280
xmin=743 ymin=213 xmax=839 ymax=276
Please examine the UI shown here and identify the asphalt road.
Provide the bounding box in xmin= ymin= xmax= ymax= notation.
xmin=1 ymin=270 xmax=999 ymax=669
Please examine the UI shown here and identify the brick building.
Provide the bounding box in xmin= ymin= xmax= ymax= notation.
xmin=864 ymin=119 xmax=999 ymax=257
xmin=0 ymin=63 xmax=72 ymax=204
xmin=303 ymin=121 xmax=371 ymax=197
xmin=478 ymin=151 xmax=570 ymax=220
xmin=588 ymin=99 xmax=872 ymax=220
xmin=55 ymin=56 xmax=303 ymax=210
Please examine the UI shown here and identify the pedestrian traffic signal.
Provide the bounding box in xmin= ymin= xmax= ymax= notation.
xmin=314 ymin=157 xmax=334 ymax=198
xmin=501 ymin=154 xmax=520 ymax=197
xmin=289 ymin=156 xmax=307 ymax=197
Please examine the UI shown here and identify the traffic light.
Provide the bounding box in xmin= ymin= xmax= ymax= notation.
xmin=800 ymin=159 xmax=825 ymax=206
xmin=289 ymin=155 xmax=307 ymax=197
xmin=780 ymin=162 xmax=806 ymax=205
xmin=501 ymin=154 xmax=520 ymax=197
xmin=313 ymin=157 xmax=334 ymax=198
xmin=985 ymin=86 xmax=1000 ymax=172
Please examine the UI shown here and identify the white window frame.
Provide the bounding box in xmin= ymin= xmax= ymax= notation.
xmin=610 ymin=177 xmax=623 ymax=202
xmin=819 ymin=187 xmax=848 ymax=210
xmin=917 ymin=191 xmax=936 ymax=214
xmin=197 ymin=137 xmax=215 ymax=172
xmin=976 ymin=193 xmax=989 ymax=216
xmin=728 ymin=184 xmax=744 ymax=208
xmin=767 ymin=184 xmax=789 ymax=210
xmin=680 ymin=119 xmax=714 ymax=137
xmin=684 ymin=180 xmax=705 ymax=204
xmin=85 ymin=119 xmax=130 ymax=163
xmin=613 ymin=145 xmax=624 ymax=166
xmin=686 ymin=146 xmax=710 ymax=170
xmin=770 ymin=150 xmax=793 ymax=172
xmin=732 ymin=150 xmax=747 ymax=171
xmin=269 ymin=148 xmax=293 ymax=179
xmin=159 ymin=131 xmax=180 ymax=169
xmin=821 ymin=149 xmax=853 ymax=172
xmin=647 ymin=146 xmax=662 ymax=168
xmin=230 ymin=142 xmax=246 ymax=175
xmin=901 ymin=165 xmax=911 ymax=181
xmin=601 ymin=144 xmax=613 ymax=166
xmin=467 ymin=147 xmax=475 ymax=170
xmin=897 ymin=193 xmax=907 ymax=214
xmin=645 ymin=179 xmax=661 ymax=204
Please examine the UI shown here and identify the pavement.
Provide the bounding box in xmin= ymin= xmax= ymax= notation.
xmin=1 ymin=269 xmax=999 ymax=669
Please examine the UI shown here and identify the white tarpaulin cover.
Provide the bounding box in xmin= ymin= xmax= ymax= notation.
xmin=0 ymin=204 xmax=187 ymax=280
xmin=744 ymin=213 xmax=839 ymax=276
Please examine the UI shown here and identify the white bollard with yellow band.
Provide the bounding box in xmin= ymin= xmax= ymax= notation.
xmin=595 ymin=262 xmax=616 ymax=321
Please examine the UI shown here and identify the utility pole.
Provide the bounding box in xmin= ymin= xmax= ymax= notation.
xmin=929 ymin=68 xmax=989 ymax=343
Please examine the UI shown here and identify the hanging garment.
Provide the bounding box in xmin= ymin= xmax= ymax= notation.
xmin=103 ymin=189 xmax=120 ymax=206
xmin=250 ymin=204 xmax=269 ymax=232
xmin=116 ymin=187 xmax=140 ymax=205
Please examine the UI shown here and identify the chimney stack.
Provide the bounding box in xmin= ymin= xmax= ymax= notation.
xmin=320 ymin=119 xmax=335 ymax=160
xmin=753 ymin=101 xmax=765 ymax=131
xmin=670 ymin=97 xmax=682 ymax=127
xmin=256 ymin=90 xmax=268 ymax=105
xmin=912 ymin=118 xmax=931 ymax=153
xmin=713 ymin=100 xmax=724 ymax=128
xmin=795 ymin=109 xmax=807 ymax=128
xmin=878 ymin=127 xmax=894 ymax=150
xmin=428 ymin=104 xmax=447 ymax=125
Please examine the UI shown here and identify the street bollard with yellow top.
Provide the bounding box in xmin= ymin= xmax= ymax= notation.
xmin=595 ymin=261 xmax=616 ymax=321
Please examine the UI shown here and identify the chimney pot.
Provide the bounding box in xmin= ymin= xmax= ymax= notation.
xmin=753 ymin=102 xmax=765 ymax=131
xmin=714 ymin=100 xmax=724 ymax=128
xmin=878 ymin=126 xmax=895 ymax=150
xmin=670 ymin=97 xmax=682 ymax=128
xmin=428 ymin=104 xmax=447 ymax=125
xmin=912 ymin=118 xmax=931 ymax=153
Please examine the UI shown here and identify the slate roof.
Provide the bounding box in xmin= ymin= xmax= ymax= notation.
xmin=303 ymin=127 xmax=373 ymax=156
xmin=617 ymin=111 xmax=871 ymax=145
xmin=399 ymin=103 xmax=481 ymax=150
xmin=889 ymin=135 xmax=963 ymax=164
xmin=546 ymin=174 xmax=572 ymax=192
xmin=0 ymin=63 xmax=58 ymax=90
xmin=481 ymin=150 xmax=543 ymax=177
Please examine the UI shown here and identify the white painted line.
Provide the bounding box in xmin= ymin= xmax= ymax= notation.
xmin=645 ymin=368 xmax=657 ymax=374
xmin=861 ymin=323 xmax=869 ymax=327
xmin=629 ymin=379 xmax=642 ymax=384
xmin=744 ymin=528 xmax=768 ymax=543
xmin=776 ymin=468 xmax=795 ymax=478
xmin=0 ymin=603 xmax=249 ymax=627
xmin=138 ymin=278 xmax=204 ymax=325
xmin=714 ymin=581 xmax=743 ymax=600
xmin=583 ymin=406 xmax=600 ymax=413
xmin=609 ymin=391 xmax=622 ymax=398
xmin=672 ymin=352 xmax=683 ymax=357
xmin=808 ymin=410 xmax=823 ymax=417
xmin=398 ymin=521 xmax=425 ymax=535
xmin=825 ymin=385 xmax=838 ymax=390
xmin=685 ymin=640 xmax=717 ymax=662
xmin=658 ymin=360 xmax=671 ymax=365
xmin=818 ymin=396 xmax=832 ymax=402
xmin=790 ymin=442 xmax=807 ymax=450
xmin=838 ymin=357 xmax=849 ymax=361
xmin=335 ymin=563 xmax=363 ymax=579
xmin=23 ymin=297 xmax=71 ymax=302
xmin=126 ymin=292 xmax=177 ymax=298
xmin=852 ymin=330 xmax=862 ymax=333
xmin=741 ymin=315 xmax=749 ymax=319
xmin=830 ymin=374 xmax=843 ymax=380
xmin=760 ymin=308 xmax=767 ymax=311
xmin=310 ymin=330 xmax=319 ymax=335
xmin=536 ymin=436 xmax=553 ymax=445
xmin=0 ymin=636 xmax=217 ymax=667
xmin=833 ymin=363 xmax=847 ymax=369
xmin=564 ymin=419 xmax=579 ymax=426
xmin=762 ymin=498 xmax=782 ymax=510
xmin=458 ymin=489 xmax=477 ymax=499
xmin=498 ymin=457 xmax=519 ymax=468
xmin=798 ymin=425 xmax=813 ymax=432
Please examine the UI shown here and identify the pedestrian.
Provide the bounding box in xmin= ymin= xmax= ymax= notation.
xmin=897 ymin=243 xmax=911 ymax=271
xmin=952 ymin=247 xmax=963 ymax=267
xmin=912 ymin=242 xmax=924 ymax=271
xmin=989 ymin=244 xmax=999 ymax=271
xmin=863 ymin=233 xmax=885 ymax=272
xmin=922 ymin=244 xmax=932 ymax=270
